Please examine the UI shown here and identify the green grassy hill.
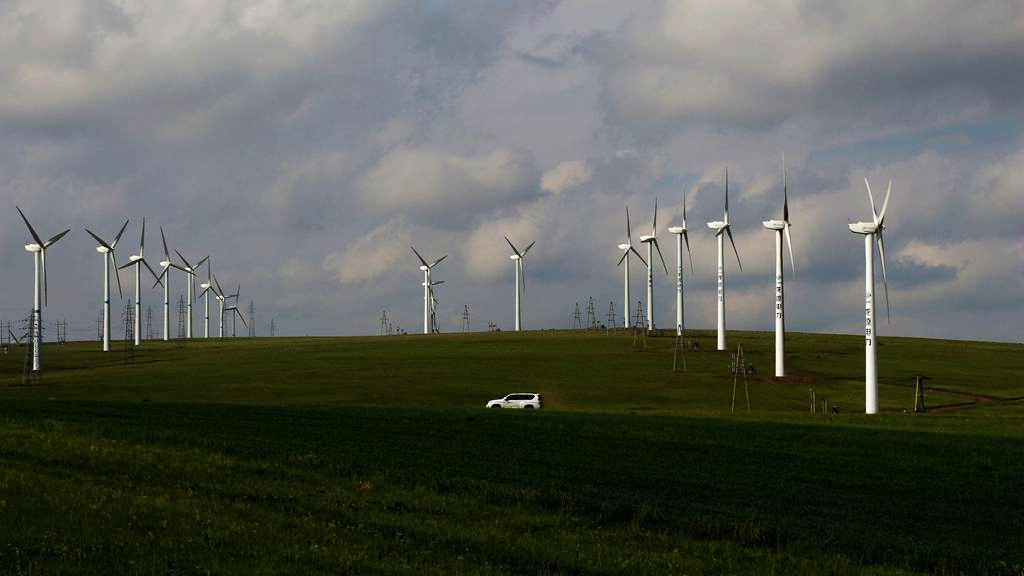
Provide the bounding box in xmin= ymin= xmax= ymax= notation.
xmin=1 ymin=331 xmax=1022 ymax=574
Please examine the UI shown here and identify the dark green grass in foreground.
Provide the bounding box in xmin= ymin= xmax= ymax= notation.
xmin=2 ymin=401 xmax=1023 ymax=575
xmin=1 ymin=331 xmax=1023 ymax=574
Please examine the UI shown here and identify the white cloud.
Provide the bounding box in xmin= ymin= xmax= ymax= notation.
xmin=322 ymin=217 xmax=412 ymax=285
xmin=541 ymin=160 xmax=592 ymax=194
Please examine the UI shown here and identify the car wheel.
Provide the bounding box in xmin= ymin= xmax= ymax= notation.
xmin=524 ymin=405 xmax=534 ymax=409
xmin=491 ymin=405 xmax=502 ymax=409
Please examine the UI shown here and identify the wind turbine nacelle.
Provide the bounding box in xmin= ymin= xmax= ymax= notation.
xmin=617 ymin=243 xmax=630 ymax=250
xmin=129 ymin=255 xmax=143 ymax=262
xmin=848 ymin=222 xmax=877 ymax=235
xmin=639 ymin=235 xmax=654 ymax=242
xmin=419 ymin=265 xmax=429 ymax=271
xmin=667 ymin=226 xmax=685 ymax=234
xmin=510 ymin=255 xmax=520 ymax=260
xmin=160 ymin=260 xmax=171 ymax=267
xmin=762 ymin=220 xmax=785 ymax=230
xmin=24 ymin=243 xmax=42 ymax=253
xmin=200 ymin=282 xmax=211 ymax=289
xmin=97 ymin=246 xmax=111 ymax=254
xmin=706 ymin=221 xmax=726 ymax=231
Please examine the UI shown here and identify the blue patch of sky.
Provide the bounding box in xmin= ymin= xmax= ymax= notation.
xmin=808 ymin=118 xmax=1020 ymax=166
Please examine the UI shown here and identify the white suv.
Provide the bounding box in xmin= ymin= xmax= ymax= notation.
xmin=486 ymin=393 xmax=543 ymax=409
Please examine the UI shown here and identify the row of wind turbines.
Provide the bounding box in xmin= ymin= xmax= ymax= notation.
xmin=410 ymin=162 xmax=892 ymax=415
xmin=14 ymin=208 xmax=249 ymax=373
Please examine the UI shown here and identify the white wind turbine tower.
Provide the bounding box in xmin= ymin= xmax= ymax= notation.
xmin=153 ymin=227 xmax=186 ymax=341
xmin=175 ymin=250 xmax=209 ymax=339
xmin=616 ymin=207 xmax=646 ymax=329
xmin=84 ymin=219 xmax=129 ymax=352
xmin=706 ymin=170 xmax=742 ymax=350
xmin=118 ymin=218 xmax=161 ymax=346
xmin=16 ymin=207 xmax=70 ymax=371
xmin=849 ymin=178 xmax=891 ymax=414
xmin=639 ymin=199 xmax=668 ymax=332
xmin=504 ymin=236 xmax=535 ymax=332
xmin=411 ymin=247 xmax=447 ymax=334
xmin=761 ymin=157 xmax=796 ymax=377
xmin=667 ymin=196 xmax=694 ymax=336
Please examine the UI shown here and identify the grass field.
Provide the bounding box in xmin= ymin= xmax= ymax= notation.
xmin=1 ymin=330 xmax=1022 ymax=574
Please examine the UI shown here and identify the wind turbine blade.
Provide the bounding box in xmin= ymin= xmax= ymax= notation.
xmin=726 ymin=227 xmax=742 ymax=271
xmin=410 ymin=246 xmax=429 ymax=267
xmin=152 ymin=268 xmax=166 ymax=290
xmin=652 ymin=198 xmax=658 ymax=235
xmin=682 ymin=194 xmax=688 ymax=228
xmin=432 ymin=280 xmax=446 ymax=285
xmin=522 ymin=241 xmax=535 ymax=256
xmin=617 ymin=250 xmax=628 ymax=267
xmin=683 ymin=231 xmax=694 ymax=273
xmin=724 ymin=168 xmax=730 ymax=224
xmin=143 ymin=259 xmax=162 ymax=285
xmin=161 ymin=227 xmax=170 ymax=260
xmin=877 ymin=231 xmax=890 ymax=323
xmin=44 ymin=229 xmax=70 ymax=248
xmin=878 ymin=179 xmax=891 ymax=224
xmin=238 ymin=309 xmax=249 ymax=328
xmin=113 ymin=219 xmax=129 ymax=248
xmin=629 ymin=245 xmax=647 ymax=267
xmin=175 ymin=250 xmax=193 ymax=271
xmin=139 ymin=218 xmax=146 ymax=257
xmin=626 ymin=206 xmax=632 ymax=243
xmin=85 ymin=228 xmax=112 ymax=250
xmin=864 ymin=178 xmax=878 ymax=222
xmin=654 ymin=239 xmax=668 ymax=274
xmin=503 ymin=235 xmax=521 ymax=256
xmin=213 ymin=276 xmax=224 ymax=298
xmin=520 ymin=260 xmax=527 ymax=296
xmin=783 ymin=157 xmax=790 ymax=225
xmin=16 ymin=206 xmax=43 ymax=245
xmin=113 ymin=254 xmax=124 ymax=299
xmin=784 ymin=223 xmax=796 ymax=278
xmin=430 ymin=254 xmax=447 ymax=268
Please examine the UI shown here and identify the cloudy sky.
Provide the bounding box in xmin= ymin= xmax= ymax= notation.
xmin=2 ymin=0 xmax=1022 ymax=343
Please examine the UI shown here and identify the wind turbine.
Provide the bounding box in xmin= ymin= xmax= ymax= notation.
xmin=761 ymin=156 xmax=796 ymax=377
xmin=225 ymin=284 xmax=243 ymax=337
xmin=16 ymin=207 xmax=70 ymax=371
xmin=411 ymin=247 xmax=447 ymax=335
xmin=212 ymin=276 xmax=227 ymax=338
xmin=616 ymin=207 xmax=646 ymax=329
xmin=667 ymin=196 xmax=694 ymax=336
xmin=706 ymin=170 xmax=742 ymax=350
xmin=175 ymin=250 xmax=209 ymax=339
xmin=504 ymin=236 xmax=535 ymax=332
xmin=198 ymin=259 xmax=213 ymax=338
xmin=153 ymin=227 xmax=186 ymax=341
xmin=118 ymin=218 xmax=161 ymax=346
xmin=84 ymin=219 xmax=129 ymax=352
xmin=849 ymin=178 xmax=891 ymax=414
xmin=639 ymin=199 xmax=668 ymax=332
